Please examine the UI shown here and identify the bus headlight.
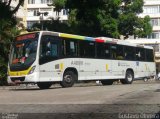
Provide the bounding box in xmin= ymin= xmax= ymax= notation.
xmin=28 ymin=66 xmax=36 ymax=74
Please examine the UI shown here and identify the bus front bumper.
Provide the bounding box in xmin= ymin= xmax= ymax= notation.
xmin=8 ymin=72 xmax=39 ymax=84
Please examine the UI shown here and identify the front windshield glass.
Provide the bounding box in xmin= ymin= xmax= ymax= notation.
xmin=9 ymin=33 xmax=39 ymax=71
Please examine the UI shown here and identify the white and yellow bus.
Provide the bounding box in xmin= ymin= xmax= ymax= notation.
xmin=8 ymin=31 xmax=156 ymax=89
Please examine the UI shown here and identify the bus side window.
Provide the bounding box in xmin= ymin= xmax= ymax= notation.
xmin=39 ymin=35 xmax=59 ymax=65
xmin=50 ymin=43 xmax=58 ymax=57
xmin=64 ymin=38 xmax=78 ymax=57
xmin=135 ymin=50 xmax=140 ymax=61
xmin=96 ymin=43 xmax=111 ymax=59
xmin=110 ymin=44 xmax=124 ymax=60
xmin=104 ymin=43 xmax=111 ymax=59
xmin=136 ymin=48 xmax=145 ymax=61
xmin=96 ymin=43 xmax=105 ymax=58
xmin=79 ymin=40 xmax=95 ymax=58
xmin=110 ymin=45 xmax=117 ymax=59
xmin=124 ymin=46 xmax=135 ymax=61
xmin=116 ymin=45 xmax=124 ymax=60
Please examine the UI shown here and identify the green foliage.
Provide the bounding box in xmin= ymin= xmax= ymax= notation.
xmin=0 ymin=2 xmax=16 ymax=26
xmin=121 ymin=0 xmax=143 ymax=14
xmin=0 ymin=1 xmax=24 ymax=85
xmin=53 ymin=0 xmax=66 ymax=12
xmin=0 ymin=19 xmax=20 ymax=85
xmin=66 ymin=0 xmax=121 ymax=37
xmin=48 ymin=0 xmax=151 ymax=39
xmin=118 ymin=13 xmax=138 ymax=38
xmin=49 ymin=0 xmax=121 ymax=38
xmin=119 ymin=0 xmax=152 ymax=38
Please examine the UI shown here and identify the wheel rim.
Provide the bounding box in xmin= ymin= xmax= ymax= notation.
xmin=64 ymin=75 xmax=72 ymax=83
xmin=144 ymin=78 xmax=148 ymax=82
xmin=127 ymin=73 xmax=133 ymax=82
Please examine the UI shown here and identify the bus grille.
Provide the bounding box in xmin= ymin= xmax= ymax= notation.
xmin=11 ymin=77 xmax=25 ymax=82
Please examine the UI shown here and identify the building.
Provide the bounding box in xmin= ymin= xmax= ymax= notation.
xmin=2 ymin=0 xmax=68 ymax=29
xmin=2 ymin=0 xmax=27 ymax=27
xmin=27 ymin=0 xmax=68 ymax=29
xmin=139 ymin=0 xmax=160 ymax=39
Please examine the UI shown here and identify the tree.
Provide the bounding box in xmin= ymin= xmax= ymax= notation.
xmin=0 ymin=0 xmax=24 ymax=22
xmin=49 ymin=0 xmax=67 ymax=18
xmin=0 ymin=0 xmax=25 ymax=41
xmin=51 ymin=0 xmax=152 ymax=39
xmin=118 ymin=0 xmax=152 ymax=38
xmin=0 ymin=0 xmax=24 ymax=85
xmin=65 ymin=0 xmax=121 ymax=38
xmin=0 ymin=19 xmax=20 ymax=85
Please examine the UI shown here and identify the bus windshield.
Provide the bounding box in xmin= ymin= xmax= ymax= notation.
xmin=9 ymin=33 xmax=39 ymax=71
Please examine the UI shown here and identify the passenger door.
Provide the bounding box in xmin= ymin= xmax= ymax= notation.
xmin=39 ymin=35 xmax=61 ymax=82
xmin=79 ymin=40 xmax=98 ymax=80
xmin=110 ymin=44 xmax=125 ymax=78
xmin=99 ymin=43 xmax=113 ymax=79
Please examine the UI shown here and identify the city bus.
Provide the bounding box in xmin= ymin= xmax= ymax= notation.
xmin=8 ymin=31 xmax=156 ymax=89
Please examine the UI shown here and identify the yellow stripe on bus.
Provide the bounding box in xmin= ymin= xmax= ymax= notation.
xmin=60 ymin=63 xmax=64 ymax=72
xmin=60 ymin=33 xmax=85 ymax=40
xmin=8 ymin=67 xmax=32 ymax=76
xmin=106 ymin=64 xmax=109 ymax=72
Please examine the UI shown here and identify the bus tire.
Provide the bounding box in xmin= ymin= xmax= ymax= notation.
xmin=121 ymin=70 xmax=133 ymax=84
xmin=101 ymin=80 xmax=113 ymax=85
xmin=60 ymin=71 xmax=76 ymax=88
xmin=37 ymin=82 xmax=53 ymax=89
xmin=143 ymin=77 xmax=148 ymax=82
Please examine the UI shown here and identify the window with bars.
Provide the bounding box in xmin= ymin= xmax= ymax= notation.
xmin=28 ymin=0 xmax=35 ymax=4
xmin=41 ymin=0 xmax=52 ymax=4
xmin=143 ymin=6 xmax=159 ymax=14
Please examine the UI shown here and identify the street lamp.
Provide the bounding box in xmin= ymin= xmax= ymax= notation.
xmin=37 ymin=12 xmax=48 ymax=30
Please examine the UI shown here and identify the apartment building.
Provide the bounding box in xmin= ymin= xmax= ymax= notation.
xmin=139 ymin=0 xmax=160 ymax=39
xmin=27 ymin=0 xmax=68 ymax=29
xmin=2 ymin=0 xmax=68 ymax=29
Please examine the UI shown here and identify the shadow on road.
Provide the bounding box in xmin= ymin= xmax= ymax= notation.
xmin=152 ymin=111 xmax=160 ymax=119
xmin=8 ymin=85 xmax=62 ymax=91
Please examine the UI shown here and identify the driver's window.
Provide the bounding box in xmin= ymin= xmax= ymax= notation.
xmin=39 ymin=35 xmax=59 ymax=65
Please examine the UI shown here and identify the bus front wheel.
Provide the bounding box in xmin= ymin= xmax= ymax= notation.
xmin=37 ymin=82 xmax=53 ymax=89
xmin=60 ymin=71 xmax=76 ymax=88
xmin=121 ymin=70 xmax=133 ymax=84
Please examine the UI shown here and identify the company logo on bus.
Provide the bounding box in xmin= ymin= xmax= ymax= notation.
xmin=136 ymin=61 xmax=139 ymax=66
xmin=16 ymin=34 xmax=36 ymax=41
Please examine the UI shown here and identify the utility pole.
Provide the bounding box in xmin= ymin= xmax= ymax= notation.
xmin=37 ymin=12 xmax=48 ymax=30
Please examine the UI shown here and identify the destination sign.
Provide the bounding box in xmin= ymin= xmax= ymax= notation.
xmin=16 ymin=34 xmax=36 ymax=41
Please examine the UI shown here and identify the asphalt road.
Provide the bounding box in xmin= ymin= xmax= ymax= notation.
xmin=0 ymin=80 xmax=159 ymax=119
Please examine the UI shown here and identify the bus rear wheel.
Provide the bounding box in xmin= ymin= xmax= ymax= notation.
xmin=60 ymin=71 xmax=76 ymax=88
xmin=37 ymin=82 xmax=53 ymax=89
xmin=101 ymin=80 xmax=113 ymax=85
xmin=121 ymin=70 xmax=133 ymax=84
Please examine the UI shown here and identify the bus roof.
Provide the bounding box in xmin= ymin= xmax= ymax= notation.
xmin=19 ymin=31 xmax=153 ymax=49
xmin=96 ymin=37 xmax=153 ymax=49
